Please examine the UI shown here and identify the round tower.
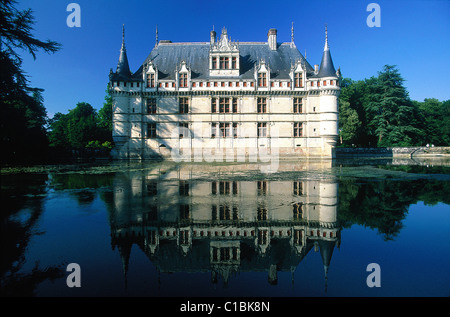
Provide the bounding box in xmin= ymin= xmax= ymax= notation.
xmin=110 ymin=25 xmax=132 ymax=159
xmin=318 ymin=26 xmax=339 ymax=158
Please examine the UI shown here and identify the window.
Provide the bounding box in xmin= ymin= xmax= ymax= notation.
xmin=232 ymin=123 xmax=238 ymax=138
xmin=258 ymin=72 xmax=267 ymax=87
xmin=179 ymin=204 xmax=190 ymax=221
xmin=232 ymin=98 xmax=238 ymax=113
xmin=179 ymin=73 xmax=188 ymax=88
xmin=294 ymin=72 xmax=303 ymax=88
xmin=147 ymin=122 xmax=157 ymax=138
xmin=293 ymin=181 xmax=303 ymax=195
xmin=257 ymin=97 xmax=267 ymax=113
xmin=232 ymin=57 xmax=237 ymax=69
xmin=257 ymin=204 xmax=268 ymax=221
xmin=293 ymin=229 xmax=303 ymax=245
xmin=257 ymin=122 xmax=267 ymax=137
xmin=219 ymin=98 xmax=230 ymax=113
xmin=220 ymin=57 xmax=229 ymax=69
xmin=293 ymin=204 xmax=303 ymax=220
xmin=146 ymin=73 xmax=155 ymax=88
xmin=212 ymin=57 xmax=217 ymax=69
xmin=178 ymin=122 xmax=189 ymax=138
xmin=211 ymin=97 xmax=217 ymax=113
xmin=293 ymin=97 xmax=302 ymax=113
xmin=219 ymin=122 xmax=230 ymax=138
xmin=179 ymin=97 xmax=189 ymax=113
xmin=180 ymin=230 xmax=189 ymax=245
xmin=323 ymin=80 xmax=327 ymax=86
xmin=294 ymin=122 xmax=303 ymax=137
xmin=147 ymin=98 xmax=157 ymax=114
xmin=257 ymin=181 xmax=267 ymax=195
xmin=179 ymin=180 xmax=189 ymax=196
xmin=212 ymin=181 xmax=238 ymax=195
xmin=211 ymin=123 xmax=217 ymax=138
xmin=258 ymin=230 xmax=268 ymax=245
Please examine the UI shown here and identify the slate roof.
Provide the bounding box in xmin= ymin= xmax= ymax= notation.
xmin=317 ymin=47 xmax=337 ymax=78
xmin=111 ymin=29 xmax=338 ymax=81
xmin=138 ymin=42 xmax=315 ymax=81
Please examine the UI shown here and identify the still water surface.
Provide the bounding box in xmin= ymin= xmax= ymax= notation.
xmin=1 ymin=158 xmax=449 ymax=297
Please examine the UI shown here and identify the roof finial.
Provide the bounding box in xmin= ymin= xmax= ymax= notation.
xmin=155 ymin=24 xmax=159 ymax=47
xmin=291 ymin=22 xmax=294 ymax=43
xmin=324 ymin=24 xmax=329 ymax=51
xmin=121 ymin=24 xmax=126 ymax=50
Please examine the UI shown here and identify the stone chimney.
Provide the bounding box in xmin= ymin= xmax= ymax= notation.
xmin=268 ymin=28 xmax=277 ymax=51
xmin=314 ymin=64 xmax=319 ymax=73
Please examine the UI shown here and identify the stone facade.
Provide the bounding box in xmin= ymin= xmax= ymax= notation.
xmin=109 ymin=26 xmax=340 ymax=161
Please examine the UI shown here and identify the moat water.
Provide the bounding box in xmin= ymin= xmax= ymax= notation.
xmin=1 ymin=158 xmax=449 ymax=298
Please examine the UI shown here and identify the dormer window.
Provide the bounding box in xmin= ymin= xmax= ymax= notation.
xmin=209 ymin=28 xmax=240 ymax=77
xmin=294 ymin=72 xmax=303 ymax=88
xmin=179 ymin=73 xmax=188 ymax=87
xmin=232 ymin=57 xmax=237 ymax=69
xmin=177 ymin=61 xmax=190 ymax=89
xmin=258 ymin=72 xmax=267 ymax=87
xmin=146 ymin=73 xmax=155 ymax=88
xmin=219 ymin=57 xmax=229 ymax=69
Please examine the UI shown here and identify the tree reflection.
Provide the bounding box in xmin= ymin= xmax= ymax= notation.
xmin=1 ymin=173 xmax=65 ymax=296
xmin=338 ymin=177 xmax=450 ymax=241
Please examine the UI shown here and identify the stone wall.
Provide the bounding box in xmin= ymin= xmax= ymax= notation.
xmin=336 ymin=146 xmax=450 ymax=158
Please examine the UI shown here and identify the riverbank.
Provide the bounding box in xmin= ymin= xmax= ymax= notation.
xmin=335 ymin=146 xmax=450 ymax=158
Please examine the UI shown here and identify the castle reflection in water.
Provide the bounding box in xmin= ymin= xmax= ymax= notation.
xmin=109 ymin=161 xmax=340 ymax=287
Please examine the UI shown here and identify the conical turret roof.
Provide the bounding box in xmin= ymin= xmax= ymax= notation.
xmin=317 ymin=26 xmax=337 ymax=78
xmin=116 ymin=25 xmax=132 ymax=78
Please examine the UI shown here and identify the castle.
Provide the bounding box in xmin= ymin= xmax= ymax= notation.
xmin=109 ymin=25 xmax=340 ymax=160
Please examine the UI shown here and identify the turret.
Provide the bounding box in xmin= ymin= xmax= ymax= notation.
xmin=317 ymin=25 xmax=336 ymax=78
xmin=318 ymin=25 xmax=340 ymax=157
xmin=116 ymin=24 xmax=132 ymax=78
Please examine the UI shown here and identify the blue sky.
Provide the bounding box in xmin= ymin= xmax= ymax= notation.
xmin=17 ymin=0 xmax=450 ymax=117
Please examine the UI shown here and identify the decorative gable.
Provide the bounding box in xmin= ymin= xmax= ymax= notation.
xmin=209 ymin=27 xmax=240 ymax=77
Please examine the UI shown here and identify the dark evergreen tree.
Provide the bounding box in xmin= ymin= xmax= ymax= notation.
xmin=0 ymin=0 xmax=61 ymax=164
xmin=364 ymin=65 xmax=423 ymax=147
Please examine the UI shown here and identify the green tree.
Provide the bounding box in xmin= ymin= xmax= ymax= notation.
xmin=364 ymin=65 xmax=422 ymax=147
xmin=48 ymin=112 xmax=70 ymax=151
xmin=0 ymin=0 xmax=61 ymax=164
xmin=67 ymin=102 xmax=98 ymax=152
xmin=339 ymin=99 xmax=361 ymax=146
xmin=96 ymin=85 xmax=113 ymax=143
xmin=338 ymin=78 xmax=368 ymax=146
xmin=413 ymin=98 xmax=450 ymax=146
